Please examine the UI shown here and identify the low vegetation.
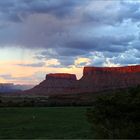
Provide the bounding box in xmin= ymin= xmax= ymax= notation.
xmin=87 ymin=85 xmax=140 ymax=139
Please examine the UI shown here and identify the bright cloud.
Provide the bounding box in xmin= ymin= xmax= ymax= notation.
xmin=74 ymin=57 xmax=91 ymax=67
xmin=46 ymin=59 xmax=60 ymax=67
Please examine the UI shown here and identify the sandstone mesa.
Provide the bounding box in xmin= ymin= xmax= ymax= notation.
xmin=26 ymin=65 xmax=140 ymax=95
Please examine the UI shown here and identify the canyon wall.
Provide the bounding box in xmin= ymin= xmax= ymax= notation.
xmin=26 ymin=65 xmax=140 ymax=95
xmin=83 ymin=65 xmax=140 ymax=75
xmin=26 ymin=73 xmax=77 ymax=95
xmin=79 ymin=65 xmax=140 ymax=93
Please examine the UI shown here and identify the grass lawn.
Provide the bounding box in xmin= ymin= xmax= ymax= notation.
xmin=0 ymin=107 xmax=93 ymax=139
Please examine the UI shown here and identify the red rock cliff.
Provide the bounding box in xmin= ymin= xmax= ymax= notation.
xmin=80 ymin=65 xmax=140 ymax=93
xmin=26 ymin=73 xmax=77 ymax=95
xmin=26 ymin=65 xmax=140 ymax=95
xmin=83 ymin=65 xmax=140 ymax=76
xmin=46 ymin=73 xmax=77 ymax=80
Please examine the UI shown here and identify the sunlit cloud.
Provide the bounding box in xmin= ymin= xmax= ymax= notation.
xmin=46 ymin=59 xmax=60 ymax=67
xmin=103 ymin=58 xmax=120 ymax=67
xmin=74 ymin=57 xmax=91 ymax=67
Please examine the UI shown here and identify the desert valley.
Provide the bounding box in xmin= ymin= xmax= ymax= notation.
xmin=0 ymin=65 xmax=140 ymax=107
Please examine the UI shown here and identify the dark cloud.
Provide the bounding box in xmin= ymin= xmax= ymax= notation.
xmin=65 ymin=35 xmax=135 ymax=52
xmin=132 ymin=41 xmax=140 ymax=50
xmin=119 ymin=2 xmax=140 ymax=22
xmin=33 ymin=34 xmax=136 ymax=67
xmin=1 ymin=0 xmax=140 ymax=26
xmin=35 ymin=50 xmax=75 ymax=67
xmin=0 ymin=0 xmax=139 ymax=67
xmin=0 ymin=0 xmax=89 ymax=22
xmin=83 ymin=1 xmax=140 ymax=25
xmin=56 ymin=48 xmax=88 ymax=57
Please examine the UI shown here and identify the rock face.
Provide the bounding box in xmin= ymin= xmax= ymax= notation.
xmin=83 ymin=65 xmax=140 ymax=75
xmin=26 ymin=65 xmax=140 ymax=95
xmin=26 ymin=73 xmax=77 ymax=95
xmin=79 ymin=65 xmax=140 ymax=93
xmin=46 ymin=73 xmax=77 ymax=80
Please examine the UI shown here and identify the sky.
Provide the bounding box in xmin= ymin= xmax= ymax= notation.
xmin=0 ymin=0 xmax=140 ymax=85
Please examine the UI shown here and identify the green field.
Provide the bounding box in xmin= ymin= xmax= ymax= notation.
xmin=0 ymin=107 xmax=92 ymax=139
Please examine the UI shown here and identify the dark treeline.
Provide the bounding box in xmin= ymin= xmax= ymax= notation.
xmin=0 ymin=86 xmax=140 ymax=107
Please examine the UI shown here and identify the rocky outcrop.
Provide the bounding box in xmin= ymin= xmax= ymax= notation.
xmin=79 ymin=65 xmax=140 ymax=93
xmin=26 ymin=73 xmax=77 ymax=95
xmin=83 ymin=65 xmax=140 ymax=75
xmin=46 ymin=73 xmax=77 ymax=80
xmin=26 ymin=65 xmax=140 ymax=95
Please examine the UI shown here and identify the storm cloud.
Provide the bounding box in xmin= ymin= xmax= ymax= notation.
xmin=0 ymin=0 xmax=140 ymax=67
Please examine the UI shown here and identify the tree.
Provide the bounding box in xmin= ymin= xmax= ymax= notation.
xmin=87 ymin=86 xmax=140 ymax=139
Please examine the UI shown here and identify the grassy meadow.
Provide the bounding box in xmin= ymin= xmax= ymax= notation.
xmin=0 ymin=107 xmax=93 ymax=139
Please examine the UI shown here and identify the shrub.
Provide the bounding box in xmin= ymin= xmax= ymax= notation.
xmin=87 ymin=86 xmax=140 ymax=139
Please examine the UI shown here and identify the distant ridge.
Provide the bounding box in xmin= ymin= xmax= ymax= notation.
xmin=25 ymin=65 xmax=140 ymax=95
xmin=0 ymin=83 xmax=34 ymax=93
